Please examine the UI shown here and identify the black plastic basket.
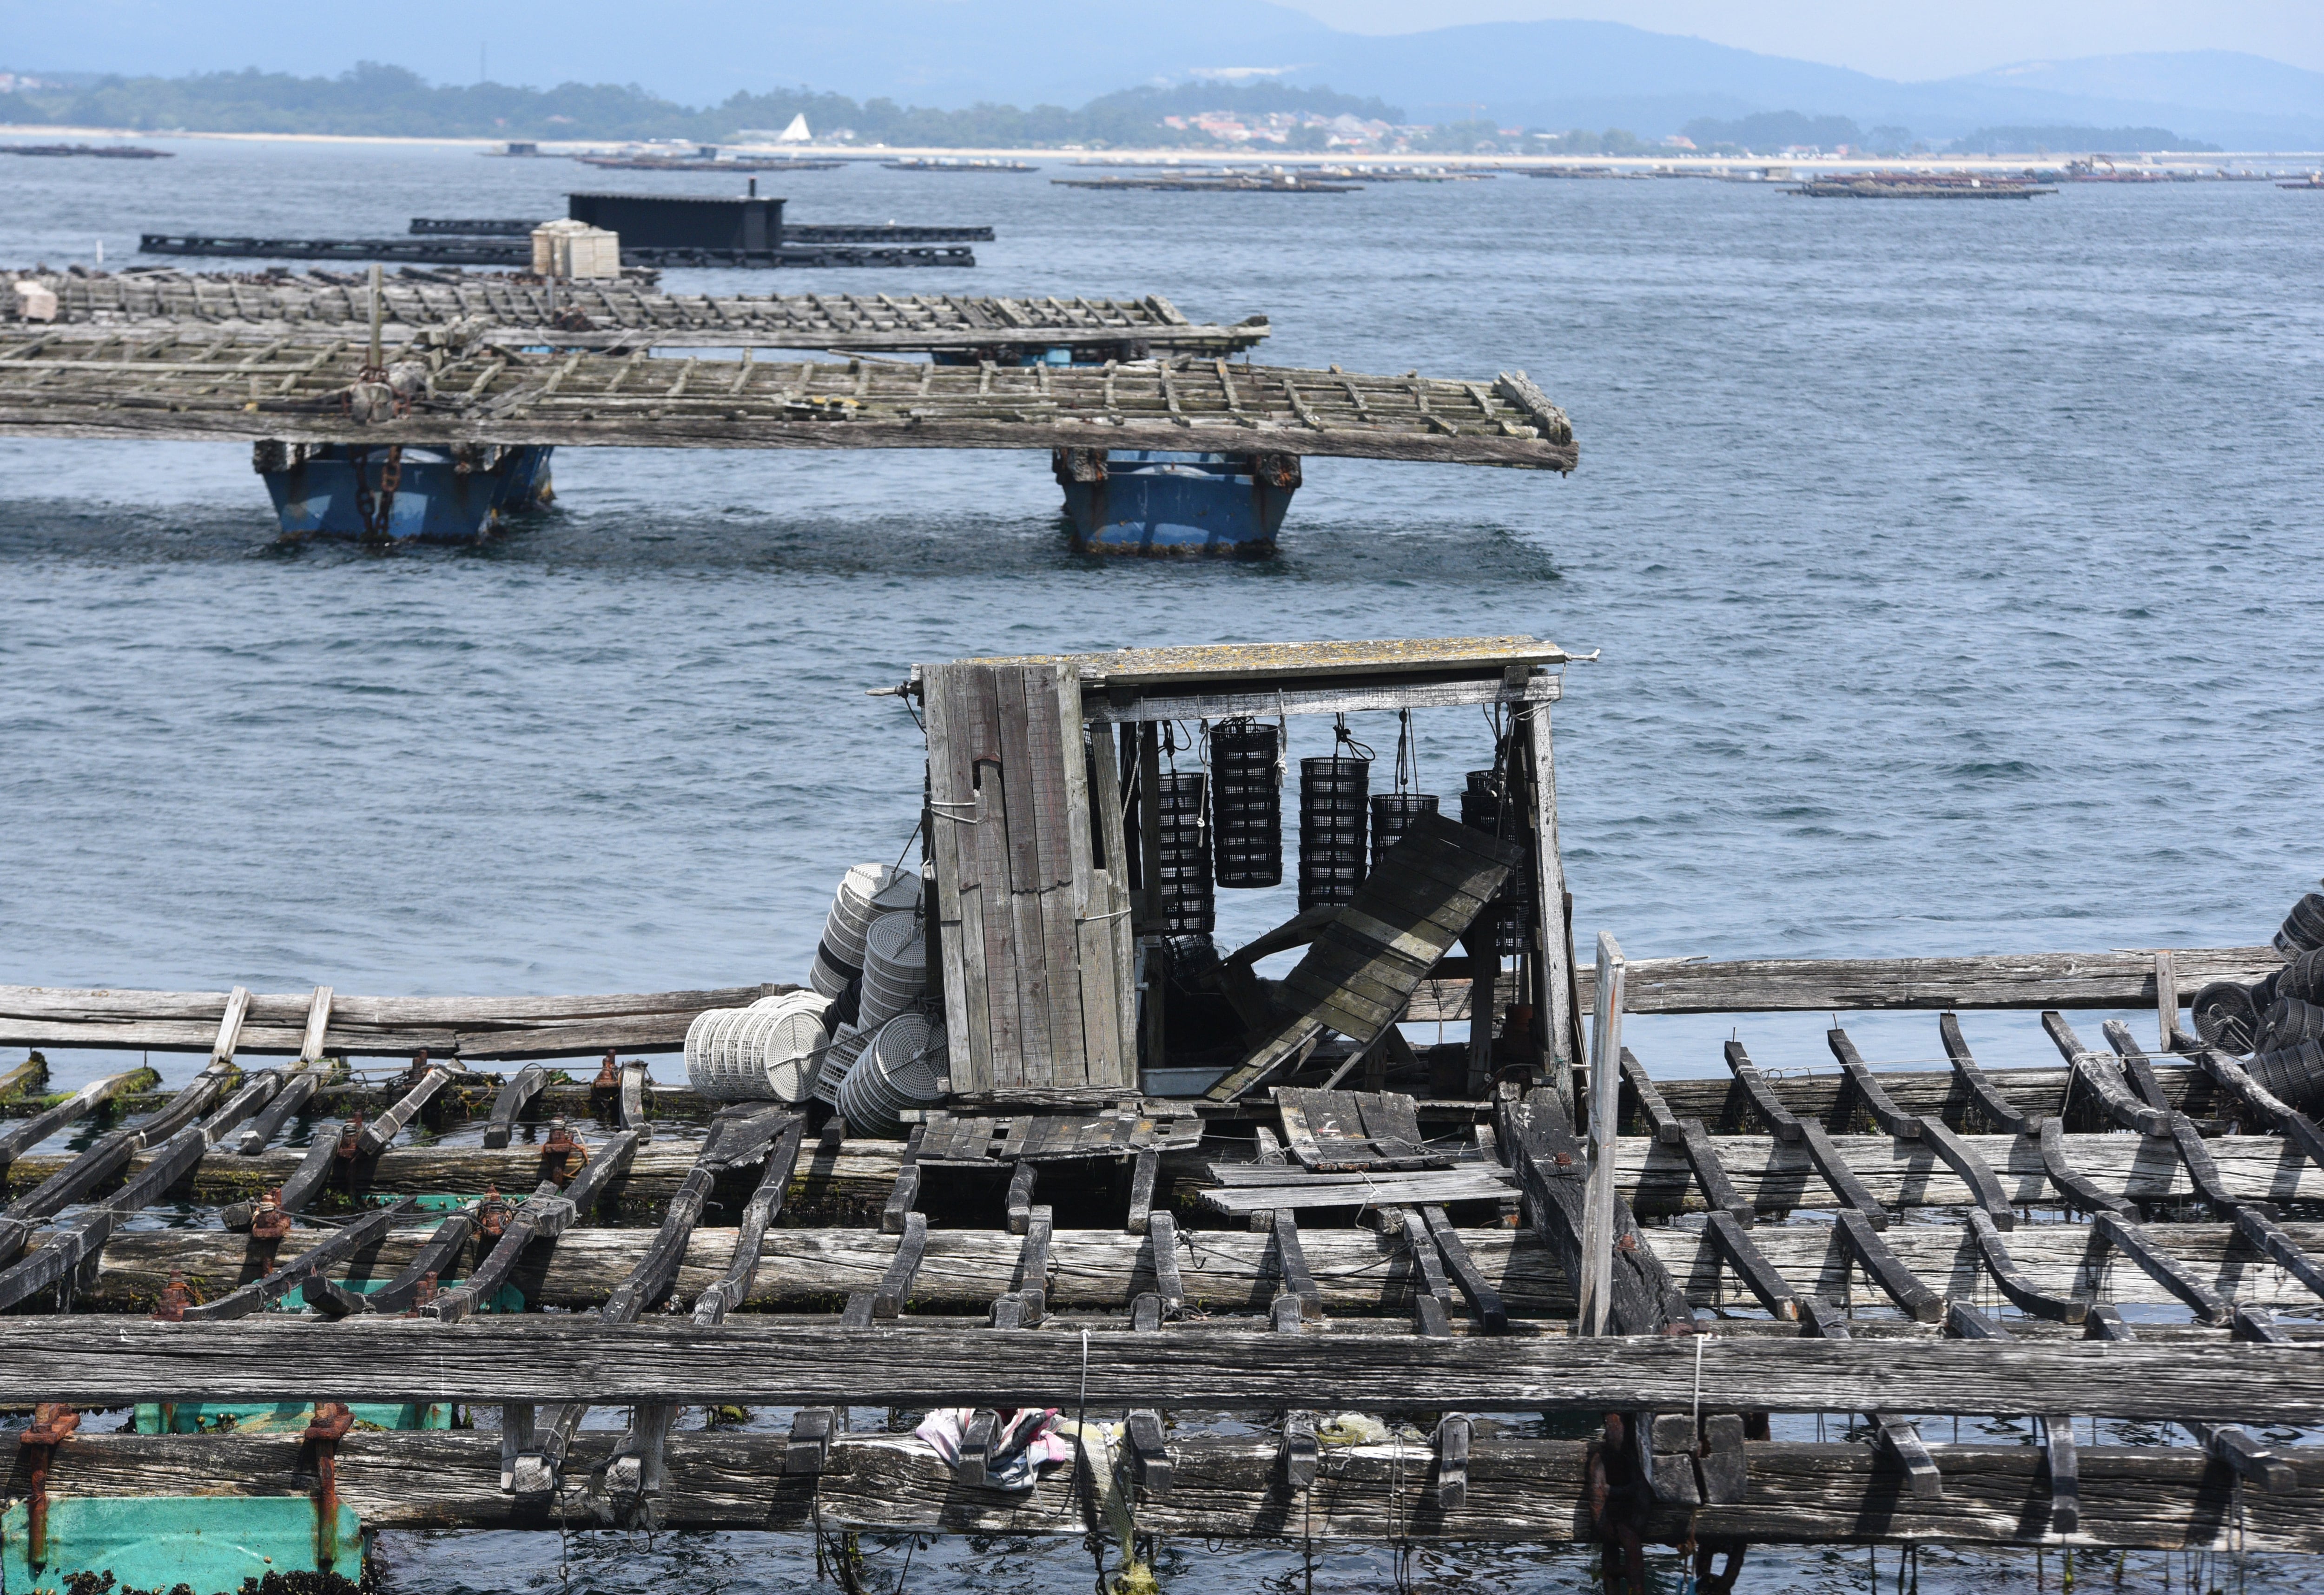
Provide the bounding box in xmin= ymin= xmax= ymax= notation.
xmin=1212 ymin=720 xmax=1283 ymax=889
xmin=1155 ymin=771 xmax=1215 ymax=934
xmin=1299 ymin=754 xmax=1370 ymax=909
xmin=1371 ymin=792 xmax=1440 ymax=868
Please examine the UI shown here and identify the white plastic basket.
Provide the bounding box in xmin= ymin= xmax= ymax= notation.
xmin=811 ymin=863 xmax=923 ymax=997
xmin=686 ymin=992 xmax=832 ymax=1102
xmin=834 ymin=1012 xmax=948 ymax=1136
xmin=859 ymin=910 xmax=929 ymax=1030
xmin=815 ymin=1023 xmax=870 ymax=1106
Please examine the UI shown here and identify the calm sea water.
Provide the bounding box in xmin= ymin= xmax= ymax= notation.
xmin=3 ymin=141 xmax=2322 ymax=1592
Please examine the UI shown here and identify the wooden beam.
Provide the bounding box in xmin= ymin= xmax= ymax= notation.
xmin=1580 ymin=932 xmax=1624 ymax=1336
xmin=5 ymin=1320 xmax=2322 ymax=1422
xmin=5 ymin=945 xmax=2275 ymax=1061
xmin=0 ymin=982 xmax=779 ymax=1059
xmin=71 ymin=1208 xmax=2324 ymax=1322
xmin=15 ymin=1430 xmax=2321 ymax=1549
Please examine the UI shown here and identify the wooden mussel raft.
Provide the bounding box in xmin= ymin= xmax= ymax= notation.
xmin=0 ymin=316 xmax=1573 ymax=550
xmin=6 ymin=272 xmax=1273 ymax=360
xmin=6 ymin=636 xmax=2324 ymax=1592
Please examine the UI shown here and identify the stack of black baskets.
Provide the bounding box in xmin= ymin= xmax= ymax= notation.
xmin=1154 ymin=771 xmax=1214 ymax=934
xmin=1300 ymin=751 xmax=1370 ymax=909
xmin=1211 ymin=720 xmax=1283 ymax=890
xmin=1460 ymin=756 xmax=1531 ymax=954
xmin=1371 ymin=792 xmax=1439 ymax=867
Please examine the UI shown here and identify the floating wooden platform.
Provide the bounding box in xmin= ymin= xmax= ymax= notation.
xmin=0 ymin=332 xmax=1577 ymax=468
xmin=1056 ymin=175 xmax=1361 ymax=193
xmin=1793 ymin=179 xmax=2055 ymax=199
xmin=5 ymin=274 xmax=1270 ymax=356
xmin=4 ymin=633 xmax=2316 ymax=1578
xmin=404 ymin=218 xmax=992 ymax=244
xmin=0 ymin=943 xmax=2276 ymax=1061
xmin=138 ymin=234 xmax=978 ymax=269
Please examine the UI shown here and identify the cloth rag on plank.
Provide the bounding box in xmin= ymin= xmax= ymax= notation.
xmin=913 ymin=1406 xmax=1074 ymax=1490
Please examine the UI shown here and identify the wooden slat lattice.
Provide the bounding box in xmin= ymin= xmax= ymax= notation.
xmin=0 ymin=331 xmax=1578 ymax=469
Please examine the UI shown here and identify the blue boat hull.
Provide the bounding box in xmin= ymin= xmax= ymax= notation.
xmin=1055 ymin=448 xmax=1298 ymax=556
xmin=259 ymin=442 xmax=555 ymax=542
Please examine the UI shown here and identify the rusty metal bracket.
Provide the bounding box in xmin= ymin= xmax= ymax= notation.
xmin=19 ymin=1403 xmax=80 ymax=1566
xmin=302 ymin=1400 xmax=355 ymax=1570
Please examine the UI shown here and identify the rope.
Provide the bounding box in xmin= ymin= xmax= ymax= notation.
xmin=1692 ymin=1330 xmax=1706 ymax=1431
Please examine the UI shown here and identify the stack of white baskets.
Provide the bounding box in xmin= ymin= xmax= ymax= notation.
xmin=791 ymin=860 xmax=944 ymax=1130
xmin=683 ymin=989 xmax=834 ymax=1103
xmin=835 ymin=1010 xmax=949 ymax=1136
xmin=813 ymin=1023 xmax=872 ymax=1107
xmin=858 ymin=911 xmax=929 ymax=1029
xmin=811 ymin=864 xmax=923 ymax=1002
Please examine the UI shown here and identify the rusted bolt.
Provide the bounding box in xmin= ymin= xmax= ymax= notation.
xmin=542 ymin=1118 xmax=588 ymax=1185
xmin=303 ymin=1401 xmax=355 ymax=1569
xmin=20 ymin=1403 xmax=79 ymax=1565
xmin=476 ymin=1185 xmax=509 ymax=1243
xmin=154 ymin=1270 xmax=192 ymax=1322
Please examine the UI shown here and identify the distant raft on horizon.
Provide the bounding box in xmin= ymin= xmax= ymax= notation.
xmin=883 ymin=157 xmax=1039 ymax=172
xmin=1 ymin=142 xmax=172 ymax=159
xmin=1793 ymin=171 xmax=2056 ymax=198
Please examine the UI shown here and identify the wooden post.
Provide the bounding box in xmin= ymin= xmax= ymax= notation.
xmin=1521 ymin=706 xmax=1577 ymax=1114
xmin=297 ymin=987 xmax=334 ymax=1066
xmin=367 ymin=264 xmax=383 ymax=370
xmin=2154 ymin=950 xmax=2181 ymax=1052
xmin=1136 ymin=723 xmax=1163 ymax=931
xmin=1579 ymin=931 xmax=1624 ymax=1337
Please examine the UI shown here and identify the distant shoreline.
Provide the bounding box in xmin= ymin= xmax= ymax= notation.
xmin=2 ymin=125 xmax=2316 ymax=165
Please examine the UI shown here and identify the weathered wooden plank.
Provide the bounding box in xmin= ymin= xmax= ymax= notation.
xmin=0 ymin=1068 xmax=151 ymax=1173
xmin=962 ymin=672 xmax=1024 ymax=1081
xmin=2043 ymin=1011 xmax=2171 ymax=1134
xmin=17 ymin=1429 xmax=2324 ymax=1549
xmin=1701 ymin=1209 xmax=1797 ymax=1318
xmin=1834 ymin=1209 xmax=1943 ymax=1322
xmin=1409 ymin=947 xmax=2285 ymax=1025
xmin=1617 ymin=1048 xmax=1681 ymax=1146
xmin=0 ymin=982 xmax=779 ymax=1058
xmin=1719 ymin=1041 xmax=1803 ymax=1141
xmin=1608 ymin=1130 xmax=2324 ymax=1219
xmin=1580 ymin=931 xmax=1626 ymax=1335
xmin=1086 ymin=673 xmax=1560 ymax=726
xmin=1502 ymin=1087 xmax=1692 ymax=1337
xmin=1965 ymin=1210 xmax=2086 ymax=1322
xmin=1940 ymin=1012 xmax=2045 ymax=1134
xmin=1085 ymin=718 xmax=1138 ymax=1077
xmin=75 ymin=1213 xmax=2324 ymax=1319
xmin=7 ymin=1319 xmax=2323 ymax=1422
xmin=1676 ymin=1118 xmax=1753 ymax=1223
xmin=480 ymin=1064 xmax=549 ymax=1150
xmin=1520 ymin=704 xmax=1579 ymax=1107
xmin=1016 ymin=666 xmax=1088 ymax=1082
xmin=1209 ymin=814 xmax=1516 ymax=1101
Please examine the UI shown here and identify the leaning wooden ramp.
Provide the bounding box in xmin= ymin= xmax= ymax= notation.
xmin=1208 ymin=810 xmax=1523 ymax=1101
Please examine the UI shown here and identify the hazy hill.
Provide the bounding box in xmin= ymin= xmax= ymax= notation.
xmin=4 ymin=7 xmax=2319 ymax=148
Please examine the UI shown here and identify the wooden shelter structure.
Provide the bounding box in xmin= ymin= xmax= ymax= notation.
xmin=909 ymin=637 xmax=1578 ymax=1101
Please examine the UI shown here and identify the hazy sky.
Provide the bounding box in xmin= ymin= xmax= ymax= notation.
xmin=1282 ymin=0 xmax=2324 ymax=79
